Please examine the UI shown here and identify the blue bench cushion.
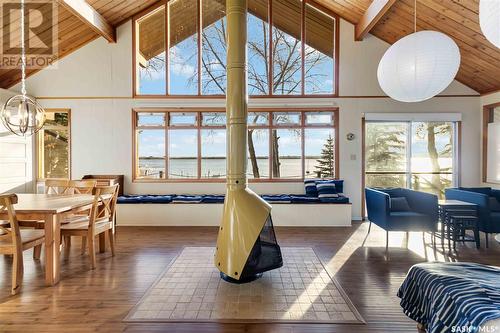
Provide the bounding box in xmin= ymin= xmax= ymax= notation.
xmin=200 ymin=195 xmax=225 ymax=203
xmin=261 ymin=195 xmax=291 ymax=203
xmin=117 ymin=195 xmax=173 ymax=204
xmin=172 ymin=195 xmax=203 ymax=203
xmin=118 ymin=194 xmax=349 ymax=204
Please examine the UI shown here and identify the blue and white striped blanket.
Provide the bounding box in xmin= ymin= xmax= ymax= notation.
xmin=398 ymin=262 xmax=500 ymax=333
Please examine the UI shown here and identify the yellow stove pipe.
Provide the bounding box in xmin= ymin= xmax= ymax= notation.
xmin=214 ymin=0 xmax=271 ymax=281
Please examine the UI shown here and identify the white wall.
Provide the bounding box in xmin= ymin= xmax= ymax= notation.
xmin=481 ymin=92 xmax=500 ymax=189
xmin=0 ymin=89 xmax=34 ymax=193
xmin=13 ymin=19 xmax=483 ymax=220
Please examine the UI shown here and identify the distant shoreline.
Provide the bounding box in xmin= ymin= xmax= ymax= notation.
xmin=140 ymin=156 xmax=317 ymax=160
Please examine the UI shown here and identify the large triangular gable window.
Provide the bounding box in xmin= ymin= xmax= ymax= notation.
xmin=133 ymin=0 xmax=338 ymax=97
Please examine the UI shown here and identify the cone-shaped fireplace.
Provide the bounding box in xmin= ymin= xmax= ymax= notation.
xmin=214 ymin=0 xmax=282 ymax=283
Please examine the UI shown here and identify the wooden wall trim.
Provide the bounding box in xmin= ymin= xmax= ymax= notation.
xmin=56 ymin=0 xmax=116 ymax=43
xmin=482 ymin=102 xmax=500 ymax=183
xmin=355 ymin=0 xmax=397 ymax=41
xmin=34 ymin=94 xmax=481 ymax=100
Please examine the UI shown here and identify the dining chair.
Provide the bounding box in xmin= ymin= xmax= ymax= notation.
xmin=18 ymin=179 xmax=73 ymax=238
xmin=63 ymin=180 xmax=97 ymax=251
xmin=45 ymin=179 xmax=72 ymax=195
xmin=68 ymin=180 xmax=97 ymax=194
xmin=0 ymin=194 xmax=45 ymax=295
xmin=60 ymin=185 xmax=119 ymax=269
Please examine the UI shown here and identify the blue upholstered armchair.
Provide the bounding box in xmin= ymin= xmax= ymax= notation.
xmin=365 ymin=188 xmax=438 ymax=249
xmin=445 ymin=187 xmax=500 ymax=247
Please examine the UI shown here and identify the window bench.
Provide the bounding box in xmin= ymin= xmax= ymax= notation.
xmin=116 ymin=195 xmax=352 ymax=227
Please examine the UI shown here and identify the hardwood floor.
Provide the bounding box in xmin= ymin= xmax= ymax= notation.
xmin=0 ymin=223 xmax=498 ymax=332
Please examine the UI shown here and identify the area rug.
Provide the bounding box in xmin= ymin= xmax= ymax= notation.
xmin=125 ymin=247 xmax=364 ymax=324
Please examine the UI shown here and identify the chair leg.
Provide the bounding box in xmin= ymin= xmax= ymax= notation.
xmin=11 ymin=251 xmax=24 ymax=295
xmin=386 ymin=231 xmax=389 ymax=251
xmin=33 ymin=245 xmax=42 ymax=260
xmin=485 ymin=233 xmax=489 ymax=248
xmin=108 ymin=230 xmax=115 ymax=257
xmin=473 ymin=227 xmax=480 ymax=249
xmin=88 ymin=233 xmax=96 ymax=270
xmin=81 ymin=236 xmax=87 ymax=255
xmin=64 ymin=236 xmax=71 ymax=247
xmin=453 ymin=226 xmax=458 ymax=251
xmin=367 ymin=220 xmax=372 ymax=233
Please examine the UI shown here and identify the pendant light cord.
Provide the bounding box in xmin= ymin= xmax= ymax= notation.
xmin=414 ymin=0 xmax=417 ymax=33
xmin=20 ymin=0 xmax=27 ymax=97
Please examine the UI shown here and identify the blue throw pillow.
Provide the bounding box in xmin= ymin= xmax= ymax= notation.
xmin=304 ymin=179 xmax=319 ymax=197
xmin=316 ymin=180 xmax=339 ymax=201
xmin=390 ymin=197 xmax=411 ymax=212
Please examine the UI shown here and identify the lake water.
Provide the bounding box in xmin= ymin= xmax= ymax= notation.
xmin=139 ymin=158 xmax=324 ymax=179
xmin=139 ymin=157 xmax=454 ymax=179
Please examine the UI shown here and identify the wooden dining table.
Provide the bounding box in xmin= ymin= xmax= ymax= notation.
xmin=0 ymin=193 xmax=106 ymax=286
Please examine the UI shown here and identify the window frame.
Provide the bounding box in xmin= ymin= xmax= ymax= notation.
xmin=132 ymin=107 xmax=339 ymax=183
xmin=132 ymin=0 xmax=339 ymax=98
xmin=36 ymin=108 xmax=72 ymax=180
xmin=363 ymin=119 xmax=461 ymax=194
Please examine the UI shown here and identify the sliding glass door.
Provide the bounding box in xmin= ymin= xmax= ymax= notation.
xmin=365 ymin=121 xmax=458 ymax=198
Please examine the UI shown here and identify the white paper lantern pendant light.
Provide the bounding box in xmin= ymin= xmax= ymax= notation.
xmin=377 ymin=0 xmax=461 ymax=102
xmin=480 ymin=0 xmax=500 ymax=49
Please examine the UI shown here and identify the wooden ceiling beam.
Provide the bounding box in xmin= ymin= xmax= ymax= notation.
xmin=56 ymin=0 xmax=116 ymax=43
xmin=355 ymin=0 xmax=397 ymax=41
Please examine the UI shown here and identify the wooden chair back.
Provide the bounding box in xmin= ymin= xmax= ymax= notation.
xmin=89 ymin=185 xmax=119 ymax=226
xmin=68 ymin=180 xmax=97 ymax=194
xmin=0 ymin=194 xmax=21 ymax=253
xmin=45 ymin=179 xmax=71 ymax=195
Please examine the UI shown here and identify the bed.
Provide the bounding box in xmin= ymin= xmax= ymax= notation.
xmin=398 ymin=262 xmax=500 ymax=333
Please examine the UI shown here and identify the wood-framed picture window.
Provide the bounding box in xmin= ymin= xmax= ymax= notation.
xmin=37 ymin=109 xmax=71 ymax=179
xmin=133 ymin=108 xmax=339 ymax=182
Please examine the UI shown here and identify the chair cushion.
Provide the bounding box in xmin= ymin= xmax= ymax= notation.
xmin=490 ymin=212 xmax=500 ymax=225
xmin=316 ymin=180 xmax=339 ymax=200
xmin=389 ymin=211 xmax=433 ymax=230
xmin=390 ymin=197 xmax=411 ymax=212
xmin=304 ymin=179 xmax=319 ymax=197
xmin=489 ymin=197 xmax=500 ymax=212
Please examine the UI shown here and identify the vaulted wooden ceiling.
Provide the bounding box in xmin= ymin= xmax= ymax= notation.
xmin=0 ymin=0 xmax=499 ymax=94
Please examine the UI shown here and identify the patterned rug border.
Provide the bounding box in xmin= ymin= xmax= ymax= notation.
xmin=124 ymin=246 xmax=366 ymax=325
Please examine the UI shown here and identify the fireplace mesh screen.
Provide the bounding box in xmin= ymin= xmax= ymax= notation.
xmin=240 ymin=215 xmax=283 ymax=279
